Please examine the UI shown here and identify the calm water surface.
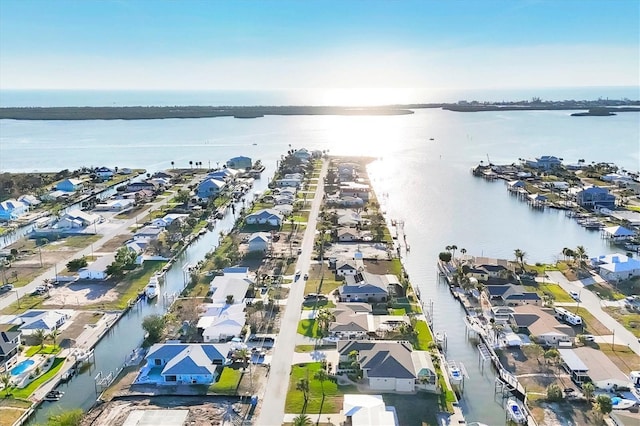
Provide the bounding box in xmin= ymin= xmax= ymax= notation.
xmin=2 ymin=106 xmax=637 ymax=424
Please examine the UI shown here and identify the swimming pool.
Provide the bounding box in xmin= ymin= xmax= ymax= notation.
xmin=10 ymin=359 xmax=35 ymax=376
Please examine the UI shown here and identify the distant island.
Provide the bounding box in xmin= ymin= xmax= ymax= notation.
xmin=1 ymin=99 xmax=638 ymax=120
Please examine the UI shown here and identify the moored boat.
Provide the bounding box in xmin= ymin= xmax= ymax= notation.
xmin=506 ymin=398 xmax=526 ymax=424
xmin=44 ymin=390 xmax=64 ymax=401
xmin=145 ymin=275 xmax=159 ymax=299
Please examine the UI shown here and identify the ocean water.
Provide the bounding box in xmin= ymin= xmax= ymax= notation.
xmin=1 ymin=90 xmax=639 ymax=424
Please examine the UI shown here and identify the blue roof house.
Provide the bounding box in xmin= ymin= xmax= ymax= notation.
xmin=196 ymin=178 xmax=226 ymax=200
xmin=226 ymin=156 xmax=252 ymax=170
xmin=141 ymin=343 xmax=231 ymax=385
xmin=56 ymin=178 xmax=83 ymax=192
xmin=0 ymin=199 xmax=29 ymax=221
xmin=576 ymin=186 xmax=616 ymax=210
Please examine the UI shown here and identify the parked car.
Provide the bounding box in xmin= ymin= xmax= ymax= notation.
xmin=303 ymin=273 xmax=309 ymax=280
xmin=0 ymin=284 xmax=13 ymax=293
xmin=569 ymin=291 xmax=580 ymax=301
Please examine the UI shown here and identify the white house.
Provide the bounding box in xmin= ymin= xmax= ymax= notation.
xmin=208 ymin=274 xmax=252 ymax=304
xmin=245 ymin=209 xmax=283 ymax=227
xmin=197 ymin=303 xmax=246 ymax=342
xmin=590 ymin=253 xmax=640 ymax=282
xmin=275 ymin=178 xmax=302 ymax=188
xmin=335 ymin=259 xmax=361 ymax=277
xmin=17 ymin=194 xmax=41 ymax=207
xmin=78 ymin=253 xmax=115 ymax=280
xmin=17 ymin=310 xmax=72 ymax=335
xmin=0 ymin=199 xmax=29 ymax=221
xmin=247 ymin=232 xmax=271 ymax=252
xmin=55 ymin=210 xmax=101 ymax=229
xmin=341 ymin=394 xmax=398 ymax=426
xmin=93 ymin=199 xmax=134 ymax=212
xmin=95 ymin=167 xmax=115 ymax=180
xmin=151 ymin=214 xmax=189 ymax=228
xmin=338 ymin=228 xmax=360 ymax=242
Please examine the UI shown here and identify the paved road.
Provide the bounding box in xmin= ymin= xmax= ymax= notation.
xmin=258 ymin=160 xmax=328 ymax=425
xmin=0 ymin=195 xmax=173 ymax=311
xmin=545 ymin=270 xmax=640 ymax=355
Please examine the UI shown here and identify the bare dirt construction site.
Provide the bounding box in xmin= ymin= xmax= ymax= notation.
xmin=80 ymin=396 xmax=254 ymax=426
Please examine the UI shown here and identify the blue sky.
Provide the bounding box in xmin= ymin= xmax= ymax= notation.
xmin=0 ymin=0 xmax=638 ymax=90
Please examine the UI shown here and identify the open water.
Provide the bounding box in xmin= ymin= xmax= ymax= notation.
xmin=1 ymin=89 xmax=638 ymax=424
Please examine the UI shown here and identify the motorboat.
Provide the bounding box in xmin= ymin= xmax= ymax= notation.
xmin=611 ymin=396 xmax=637 ymax=410
xmin=145 ymin=275 xmax=159 ymax=299
xmin=447 ymin=360 xmax=466 ymax=387
xmin=435 ymin=332 xmax=446 ymax=348
xmin=506 ymin=398 xmax=526 ymax=424
xmin=44 ymin=390 xmax=64 ymax=401
xmin=74 ymin=348 xmax=94 ymax=363
xmin=60 ymin=368 xmax=75 ymax=382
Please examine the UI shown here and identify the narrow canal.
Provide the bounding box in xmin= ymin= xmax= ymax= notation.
xmin=30 ymin=176 xmax=273 ymax=424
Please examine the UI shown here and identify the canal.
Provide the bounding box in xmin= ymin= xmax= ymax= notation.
xmin=30 ymin=177 xmax=272 ymax=424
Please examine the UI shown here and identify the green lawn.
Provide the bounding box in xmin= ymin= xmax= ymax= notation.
xmin=297 ymin=319 xmax=321 ymax=339
xmin=604 ymin=307 xmax=640 ymax=338
xmin=590 ymin=283 xmax=625 ymax=301
xmin=304 ymin=273 xmax=343 ymax=297
xmin=209 ymin=367 xmax=242 ymax=395
xmin=25 ymin=345 xmax=61 ymax=357
xmin=285 ymin=363 xmax=345 ymax=414
xmin=12 ymin=357 xmax=65 ymax=399
xmin=523 ymin=283 xmax=573 ymax=302
xmin=412 ymin=320 xmax=433 ymax=350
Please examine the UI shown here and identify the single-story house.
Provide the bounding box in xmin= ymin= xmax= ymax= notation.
xmin=337 ymin=164 xmax=357 ymax=181
xmin=245 ymin=209 xmax=283 ymax=227
xmin=341 ymin=394 xmax=398 ymax=426
xmin=56 ymin=178 xmax=83 ymax=192
xmin=207 ymin=168 xmax=238 ymax=181
xmin=134 ymin=226 xmax=164 ymax=241
xmin=247 ymin=232 xmax=270 ymax=253
xmin=329 ymin=303 xmax=374 ymax=340
xmin=42 ymin=190 xmax=72 ymax=201
xmin=275 ymin=177 xmax=302 ymax=188
xmin=226 ymin=156 xmax=252 ymax=170
xmin=126 ymin=181 xmax=160 ymax=193
xmin=17 ymin=194 xmax=41 ymax=207
xmin=93 ymin=199 xmax=134 ymax=212
xmin=467 ymin=268 xmax=490 ymax=282
xmin=274 ymin=194 xmax=295 ymax=205
xmin=337 ymin=210 xmax=365 ymax=227
xmin=484 ymin=284 xmax=541 ymax=306
xmin=78 ymin=253 xmax=116 ymax=280
xmin=336 ymin=259 xmax=361 ymax=277
xmin=338 ymin=272 xmax=401 ymax=303
xmin=0 ymin=327 xmax=21 ymax=370
xmin=208 ymin=274 xmax=252 ymax=304
xmin=340 ymin=182 xmax=371 ymax=201
xmin=338 ymin=228 xmax=361 ymax=242
xmin=0 ymin=199 xmax=29 ymax=221
xmin=197 ymin=304 xmax=246 ymax=343
xmin=559 ymin=347 xmax=629 ymax=388
xmin=510 ymin=305 xmax=574 ymax=346
xmin=55 ymin=210 xmax=101 ymax=229
xmin=151 ymin=214 xmax=189 ymax=228
xmin=273 ymin=204 xmax=293 ymax=216
xmin=152 ymin=171 xmax=176 ymax=180
xmin=476 ymin=264 xmax=510 ymax=279
xmin=196 ymin=178 xmax=226 ymax=199
xmin=17 ymin=310 xmax=71 ymax=335
xmin=142 ymin=343 xmax=231 ymax=385
xmin=338 ymin=341 xmax=437 ymax=392
xmin=590 ymin=253 xmax=640 ymax=282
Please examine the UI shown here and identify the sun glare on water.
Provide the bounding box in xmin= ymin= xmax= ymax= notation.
xmin=315 ymin=88 xmax=418 ymax=106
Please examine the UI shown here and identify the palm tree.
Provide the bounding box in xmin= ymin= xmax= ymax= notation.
xmin=450 ymin=245 xmax=458 ymax=260
xmin=1 ymin=372 xmax=11 ymax=396
xmin=514 ymin=249 xmax=526 ymax=269
xmin=292 ymin=414 xmax=312 ymax=426
xmin=460 ymin=248 xmax=467 ymax=259
xmin=48 ymin=329 xmax=61 ymax=349
xmin=189 ymin=160 xmax=193 ymax=169
xmin=170 ymin=161 xmax=175 ymax=170
xmin=234 ymin=348 xmax=250 ymax=372
xmin=315 ymin=308 xmax=335 ymax=338
xmin=296 ymin=378 xmax=310 ymax=406
xmin=33 ymin=328 xmax=47 ymax=349
xmin=582 ymin=382 xmax=595 ymax=401
xmin=575 ymin=245 xmax=587 ymax=268
xmin=314 ymin=368 xmax=329 ymax=398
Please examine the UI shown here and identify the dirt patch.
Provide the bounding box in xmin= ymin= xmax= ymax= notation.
xmin=81 ymin=396 xmax=254 ymax=426
xmin=43 ymin=281 xmax=119 ymax=307
xmin=532 ymin=400 xmax=595 ymax=426
xmin=100 ymin=234 xmax=133 ymax=252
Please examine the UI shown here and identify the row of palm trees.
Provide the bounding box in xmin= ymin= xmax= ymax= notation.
xmin=562 ymin=245 xmax=589 ymax=268
xmin=32 ymin=328 xmax=61 ymax=349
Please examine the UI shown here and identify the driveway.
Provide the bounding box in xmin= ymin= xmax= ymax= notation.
xmin=258 ymin=161 xmax=328 ymax=425
xmin=545 ymin=270 xmax=640 ymax=355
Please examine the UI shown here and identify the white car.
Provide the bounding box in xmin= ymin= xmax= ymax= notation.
xmin=569 ymin=291 xmax=580 ymax=300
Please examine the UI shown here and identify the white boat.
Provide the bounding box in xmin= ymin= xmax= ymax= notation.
xmin=145 ymin=275 xmax=159 ymax=299
xmin=611 ymin=397 xmax=637 ymax=410
xmin=506 ymin=398 xmax=526 ymax=424
xmin=436 ymin=332 xmax=445 ymax=346
xmin=74 ymin=348 xmax=94 ymax=363
xmin=447 ymin=360 xmax=466 ymax=387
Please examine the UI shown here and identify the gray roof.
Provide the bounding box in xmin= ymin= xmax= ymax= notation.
xmin=558 ymin=349 xmax=589 ymax=372
xmin=339 ymin=341 xmax=417 ymax=379
xmin=0 ymin=330 xmax=20 ymax=356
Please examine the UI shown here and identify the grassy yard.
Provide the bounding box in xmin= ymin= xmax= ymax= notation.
xmin=412 ymin=320 xmax=433 ymax=350
xmin=45 ymin=235 xmax=101 ymax=250
xmin=381 ymin=393 xmax=440 ymax=426
xmin=523 ymin=283 xmax=573 ymax=302
xmin=25 ymin=345 xmax=61 ymax=357
xmin=600 ymin=344 xmax=640 ymax=373
xmin=1 ymin=292 xmax=46 ymax=315
xmin=301 ymin=299 xmax=335 ymax=310
xmin=604 ymin=307 xmax=640 ymax=338
xmin=589 ymin=283 xmax=625 ymax=301
xmin=284 ymin=363 xmax=346 ymax=415
xmin=304 ymin=267 xmax=343 ymax=296
xmin=573 ymin=307 xmax=610 ymax=336
xmin=12 ymin=357 xmax=65 ymax=399
xmin=297 ymin=319 xmax=321 ymax=339
xmin=209 ymin=367 xmax=242 ymax=395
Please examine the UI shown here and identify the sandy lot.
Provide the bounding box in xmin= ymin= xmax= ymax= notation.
xmin=43 ymin=282 xmax=119 ymax=307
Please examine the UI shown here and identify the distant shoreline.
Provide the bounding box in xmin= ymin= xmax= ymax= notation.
xmin=0 ymin=102 xmax=638 ymax=120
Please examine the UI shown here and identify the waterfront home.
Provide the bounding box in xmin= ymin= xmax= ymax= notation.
xmin=197 ymin=304 xmax=246 ymax=343
xmin=226 ymin=156 xmax=252 ymax=170
xmin=467 ymin=267 xmax=490 ymax=282
xmin=125 ymin=181 xmax=160 ymax=193
xmin=17 ymin=194 xmax=41 ymax=207
xmin=590 ymin=253 xmax=640 ymax=282
xmin=507 ymin=180 xmax=526 ymax=190
xmin=275 ymin=177 xmax=302 ymax=188
xmin=56 ymin=178 xmax=83 ymax=192
xmin=337 ymin=210 xmax=365 ymax=227
xmin=119 ymin=189 xmax=155 ymax=203
xmin=273 ymin=204 xmax=294 ymax=216
xmin=525 ymin=155 xmax=562 ymax=170
xmin=338 ymin=272 xmax=401 ymax=303
xmin=335 ymin=259 xmax=362 ymax=277
xmin=340 ymin=182 xmax=370 ymax=201
xmin=601 ymin=225 xmax=636 ymax=241
xmin=151 ymin=213 xmax=189 ymax=228
xmin=247 ymin=232 xmax=271 ymax=253
xmin=134 ymin=226 xmax=164 ymax=241
xmin=483 ymin=284 xmax=541 ymax=307
xmin=95 ymin=167 xmax=114 ymax=180
xmin=0 ymin=326 xmax=21 ymax=370
xmin=559 ymin=347 xmax=630 ymax=389
xmin=222 ymin=266 xmax=251 ymax=278
xmin=0 ymin=199 xmax=29 ymax=221
xmin=55 ymin=209 xmax=101 ymax=229
xmin=16 ymin=310 xmax=71 ymax=336
xmin=338 ymin=228 xmax=361 ymax=242
xmin=329 ymin=303 xmax=373 ymax=340
xmin=245 ymin=208 xmax=283 ymax=227
xmin=337 ymin=340 xmax=437 ymax=392
xmin=509 ymin=305 xmax=574 ymax=347
xmin=93 ymin=199 xmax=134 ymax=212
xmin=141 ymin=343 xmax=231 ymax=385
xmin=196 ymin=178 xmax=226 ymax=200
xmin=293 ymin=148 xmax=312 ymax=161
xmin=208 ymin=274 xmax=252 ymax=304
xmin=576 ymin=186 xmax=616 ymax=210
xmin=78 ymin=253 xmax=116 ymax=280
xmin=274 ymin=194 xmax=295 ymax=205
xmin=341 ymin=394 xmax=399 ymax=426
xmin=152 ymin=171 xmax=176 ymax=180
xmin=545 ymin=181 xmax=570 ymax=191
xmin=207 ymin=169 xmax=238 ymax=182
xmin=337 ymin=163 xmax=358 ymax=181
